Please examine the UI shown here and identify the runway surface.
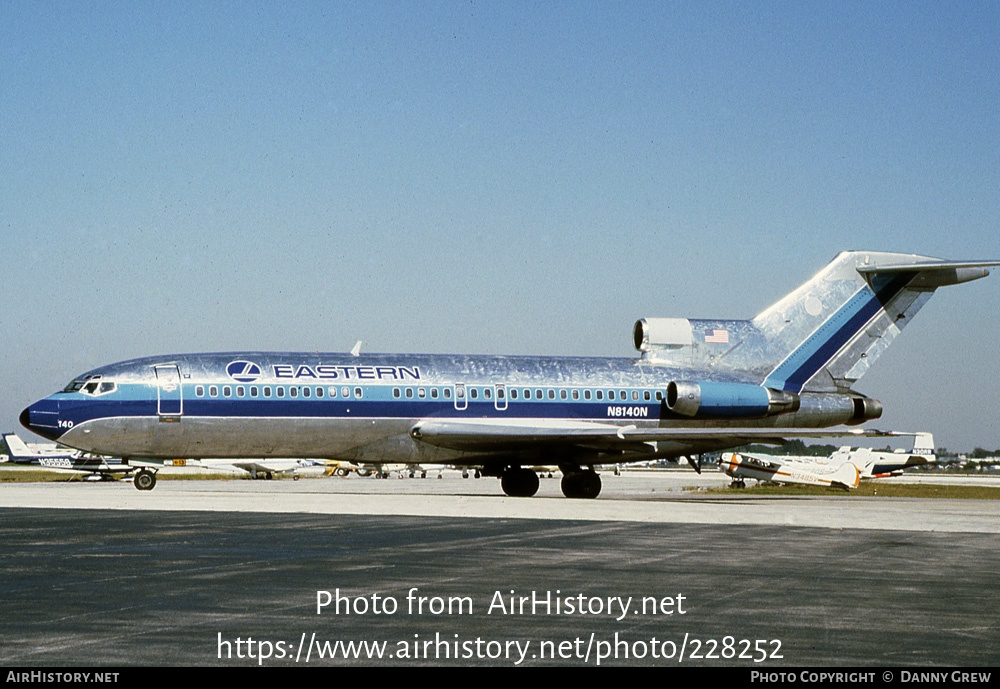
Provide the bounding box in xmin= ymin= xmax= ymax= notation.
xmin=2 ymin=471 xmax=998 ymax=666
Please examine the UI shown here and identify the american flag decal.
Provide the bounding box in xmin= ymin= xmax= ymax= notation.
xmin=705 ymin=328 xmax=729 ymax=344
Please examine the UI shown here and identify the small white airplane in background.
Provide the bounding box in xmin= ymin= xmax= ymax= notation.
xmin=722 ymin=432 xmax=935 ymax=489
xmin=136 ymin=457 xmax=319 ymax=480
xmin=2 ymin=432 xmax=133 ymax=481
xmin=840 ymin=431 xmax=936 ymax=478
xmin=722 ymin=448 xmax=865 ymax=489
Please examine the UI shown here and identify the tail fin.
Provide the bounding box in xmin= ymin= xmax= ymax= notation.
xmin=754 ymin=252 xmax=998 ymax=393
xmin=2 ymin=433 xmax=35 ymax=461
xmin=910 ymin=432 xmax=936 ymax=463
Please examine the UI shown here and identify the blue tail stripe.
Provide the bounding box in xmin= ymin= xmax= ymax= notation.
xmin=765 ymin=272 xmax=915 ymax=392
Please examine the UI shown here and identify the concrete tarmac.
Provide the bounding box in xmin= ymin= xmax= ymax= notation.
xmin=1 ymin=471 xmax=998 ymax=667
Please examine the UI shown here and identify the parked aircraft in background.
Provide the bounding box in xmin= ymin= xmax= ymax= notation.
xmin=846 ymin=431 xmax=936 ymax=478
xmin=322 ymin=460 xmax=420 ymax=478
xmin=723 ymin=432 xmax=935 ymax=488
xmin=722 ymin=448 xmax=865 ymax=489
xmin=2 ymin=432 xmax=132 ymax=481
xmin=136 ymin=457 xmax=319 ymax=480
xmin=19 ymin=251 xmax=997 ymax=496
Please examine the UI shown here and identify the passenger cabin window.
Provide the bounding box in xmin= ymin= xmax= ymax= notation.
xmin=195 ymin=385 xmax=205 ymax=397
xmin=210 ymin=385 xmax=218 ymax=397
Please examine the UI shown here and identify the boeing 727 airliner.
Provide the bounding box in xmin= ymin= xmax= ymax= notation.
xmin=19 ymin=251 xmax=998 ymax=497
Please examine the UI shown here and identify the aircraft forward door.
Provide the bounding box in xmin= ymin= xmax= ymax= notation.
xmin=154 ymin=364 xmax=183 ymax=420
xmin=494 ymin=384 xmax=508 ymax=411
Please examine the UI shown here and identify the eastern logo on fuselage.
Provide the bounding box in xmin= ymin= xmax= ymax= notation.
xmin=227 ymin=361 xmax=263 ymax=383
xmin=272 ymin=364 xmax=421 ymax=381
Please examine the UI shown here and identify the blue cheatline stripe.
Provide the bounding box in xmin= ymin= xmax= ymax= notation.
xmin=53 ymin=397 xmax=671 ymax=426
xmin=764 ymin=272 xmax=916 ymax=393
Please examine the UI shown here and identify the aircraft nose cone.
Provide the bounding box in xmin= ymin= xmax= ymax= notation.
xmin=19 ymin=399 xmax=62 ymax=441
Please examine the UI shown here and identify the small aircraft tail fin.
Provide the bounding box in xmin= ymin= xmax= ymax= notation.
xmin=831 ymin=460 xmax=862 ymax=490
xmin=911 ymin=432 xmax=936 ymax=462
xmin=2 ymin=433 xmax=35 ymax=461
xmin=754 ymin=252 xmax=999 ymax=393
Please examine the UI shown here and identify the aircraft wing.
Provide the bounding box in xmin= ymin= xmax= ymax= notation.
xmin=409 ymin=419 xmax=894 ymax=455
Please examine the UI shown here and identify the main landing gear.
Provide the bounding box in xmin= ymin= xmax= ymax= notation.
xmin=497 ymin=466 xmax=603 ymax=499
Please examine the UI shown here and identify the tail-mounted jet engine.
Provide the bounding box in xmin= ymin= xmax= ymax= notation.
xmin=665 ymin=381 xmax=799 ymax=418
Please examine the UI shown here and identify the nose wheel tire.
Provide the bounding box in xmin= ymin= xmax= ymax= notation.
xmin=134 ymin=469 xmax=157 ymax=491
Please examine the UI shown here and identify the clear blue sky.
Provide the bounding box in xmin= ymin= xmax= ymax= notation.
xmin=3 ymin=1 xmax=999 ymax=452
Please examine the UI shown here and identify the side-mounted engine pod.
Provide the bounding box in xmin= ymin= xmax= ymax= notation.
xmin=633 ymin=318 xmax=693 ymax=352
xmin=848 ymin=396 xmax=883 ymax=424
xmin=666 ymin=381 xmax=800 ymax=418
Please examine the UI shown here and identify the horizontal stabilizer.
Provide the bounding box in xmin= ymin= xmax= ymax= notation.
xmin=857 ymin=259 xmax=1000 ymax=288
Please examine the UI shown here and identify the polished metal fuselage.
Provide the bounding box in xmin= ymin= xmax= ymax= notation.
xmin=25 ymin=351 xmax=865 ymax=466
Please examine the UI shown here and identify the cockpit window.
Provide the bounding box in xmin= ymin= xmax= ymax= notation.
xmin=77 ymin=379 xmax=117 ymax=396
xmin=63 ymin=373 xmax=111 ymax=394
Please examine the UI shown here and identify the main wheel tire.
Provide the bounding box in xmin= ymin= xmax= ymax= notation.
xmin=561 ymin=471 xmax=601 ymax=499
xmin=501 ymin=468 xmax=539 ymax=497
